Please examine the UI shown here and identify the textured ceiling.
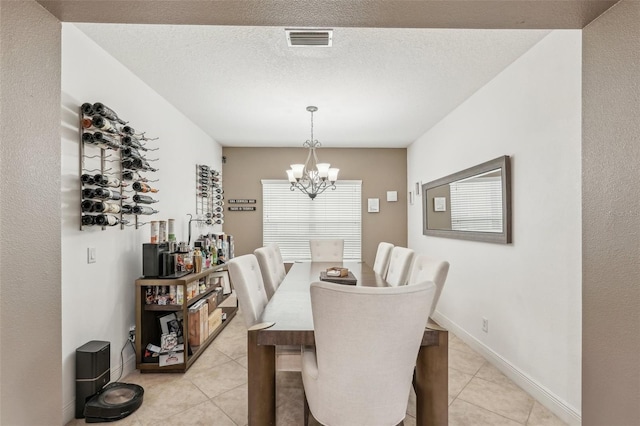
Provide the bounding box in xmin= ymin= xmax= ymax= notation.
xmin=73 ymin=24 xmax=551 ymax=147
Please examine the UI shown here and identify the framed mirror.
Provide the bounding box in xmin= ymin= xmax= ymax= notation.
xmin=422 ymin=155 xmax=511 ymax=244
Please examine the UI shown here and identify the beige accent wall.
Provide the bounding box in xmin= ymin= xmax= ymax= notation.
xmin=0 ymin=1 xmax=63 ymax=424
xmin=425 ymin=185 xmax=452 ymax=230
xmin=222 ymin=147 xmax=407 ymax=266
xmin=582 ymin=1 xmax=640 ymax=424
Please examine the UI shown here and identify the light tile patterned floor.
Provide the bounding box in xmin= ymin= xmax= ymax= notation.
xmin=66 ymin=314 xmax=567 ymax=426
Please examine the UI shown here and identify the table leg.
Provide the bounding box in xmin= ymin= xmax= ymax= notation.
xmin=415 ymin=330 xmax=448 ymax=426
xmin=248 ymin=329 xmax=276 ymax=426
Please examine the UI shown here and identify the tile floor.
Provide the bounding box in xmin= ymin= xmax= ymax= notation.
xmin=66 ymin=313 xmax=567 ymax=426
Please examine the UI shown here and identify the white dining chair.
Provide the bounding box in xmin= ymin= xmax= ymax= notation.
xmin=227 ymin=253 xmax=301 ymax=372
xmin=372 ymin=242 xmax=394 ymax=276
xmin=302 ymin=280 xmax=436 ymax=426
xmin=309 ymin=239 xmax=344 ymax=262
xmin=408 ymin=254 xmax=450 ymax=318
xmin=385 ymin=246 xmax=415 ymax=286
xmin=254 ymin=244 xmax=286 ymax=300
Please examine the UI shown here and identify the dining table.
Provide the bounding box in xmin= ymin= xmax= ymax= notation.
xmin=247 ymin=260 xmax=448 ymax=426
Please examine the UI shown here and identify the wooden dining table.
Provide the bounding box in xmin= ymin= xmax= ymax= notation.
xmin=247 ymin=261 xmax=448 ymax=426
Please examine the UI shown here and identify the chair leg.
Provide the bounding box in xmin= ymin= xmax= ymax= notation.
xmin=303 ymin=388 xmax=309 ymax=426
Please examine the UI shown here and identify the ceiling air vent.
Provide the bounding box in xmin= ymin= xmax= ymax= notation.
xmin=286 ymin=29 xmax=333 ymax=47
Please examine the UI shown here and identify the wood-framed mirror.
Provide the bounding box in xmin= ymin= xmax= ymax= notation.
xmin=422 ymin=155 xmax=512 ymax=244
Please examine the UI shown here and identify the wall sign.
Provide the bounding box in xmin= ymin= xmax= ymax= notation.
xmin=228 ymin=206 xmax=256 ymax=211
xmin=228 ymin=199 xmax=256 ymax=204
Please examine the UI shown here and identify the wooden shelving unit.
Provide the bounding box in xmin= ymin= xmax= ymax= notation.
xmin=135 ymin=266 xmax=237 ymax=373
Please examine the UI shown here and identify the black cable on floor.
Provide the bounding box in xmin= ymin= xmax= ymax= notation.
xmin=114 ymin=339 xmax=136 ymax=383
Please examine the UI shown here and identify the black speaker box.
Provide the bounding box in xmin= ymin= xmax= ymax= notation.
xmin=75 ymin=340 xmax=110 ymax=419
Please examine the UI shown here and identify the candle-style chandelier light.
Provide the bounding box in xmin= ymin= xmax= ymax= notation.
xmin=286 ymin=106 xmax=339 ymax=200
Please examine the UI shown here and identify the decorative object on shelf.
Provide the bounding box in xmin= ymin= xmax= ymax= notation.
xmin=286 ymin=106 xmax=339 ymax=200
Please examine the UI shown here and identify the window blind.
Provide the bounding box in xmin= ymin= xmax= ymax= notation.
xmin=262 ymin=180 xmax=362 ymax=261
xmin=450 ymin=177 xmax=502 ymax=232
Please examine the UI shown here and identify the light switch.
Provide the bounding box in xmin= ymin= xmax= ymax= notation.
xmin=87 ymin=247 xmax=96 ymax=264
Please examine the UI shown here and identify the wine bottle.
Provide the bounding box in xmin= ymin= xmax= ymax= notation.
xmin=93 ymin=102 xmax=126 ymax=125
xmin=200 ymin=193 xmax=208 ymax=198
xmin=94 ymin=174 xmax=122 ymax=188
xmin=122 ymin=147 xmax=144 ymax=160
xmin=214 ymin=206 xmax=222 ymax=213
xmin=81 ymin=103 xmax=95 ymax=116
xmin=121 ymin=125 xmax=139 ymax=136
xmin=92 ymin=132 xmax=122 ymax=150
xmin=215 ymin=200 xmax=224 ymax=206
xmin=133 ymin=194 xmax=157 ymax=204
xmin=94 ymin=201 xmax=122 ymax=214
xmin=132 ymin=181 xmax=158 ymax=193
xmin=122 ymin=171 xmax=135 ymax=181
xmin=94 ymin=188 xmax=123 ymax=200
xmin=95 ymin=214 xmax=122 ymax=226
xmin=82 ymin=132 xmax=95 ymax=144
xmin=82 ymin=188 xmax=97 ymax=199
xmin=213 ymin=188 xmax=222 ymax=194
xmin=213 ymin=213 xmax=223 ymax=219
xmin=81 ymin=215 xmax=96 ymax=226
xmin=122 ymin=158 xmax=156 ymax=172
xmin=121 ymin=204 xmax=134 ymax=214
xmin=132 ymin=205 xmax=158 ymax=215
xmin=81 ymin=200 xmax=96 ymax=212
xmin=211 ymin=170 xmax=220 ymax=176
xmin=122 ymin=135 xmax=147 ymax=151
xmin=199 ymin=171 xmax=209 ymax=177
xmin=214 ymin=219 xmax=224 ymax=225
xmin=91 ymin=115 xmax=119 ymax=134
xmin=82 ymin=118 xmax=93 ymax=129
xmin=213 ymin=194 xmax=222 ymax=200
xmin=200 ymin=178 xmax=210 ymax=185
xmin=199 ymin=165 xmax=209 ymax=171
xmin=81 ymin=174 xmax=95 ymax=186
xmin=199 ymin=185 xmax=208 ymax=191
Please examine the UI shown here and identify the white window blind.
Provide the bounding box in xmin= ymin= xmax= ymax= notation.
xmin=450 ymin=176 xmax=502 ymax=232
xmin=262 ymin=180 xmax=362 ymax=261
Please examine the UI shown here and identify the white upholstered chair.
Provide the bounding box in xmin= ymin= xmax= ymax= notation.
xmin=227 ymin=254 xmax=269 ymax=327
xmin=254 ymin=244 xmax=287 ymax=300
xmin=309 ymin=239 xmax=344 ymax=262
xmin=408 ymin=254 xmax=450 ymax=318
xmin=227 ymin=254 xmax=301 ymax=371
xmin=302 ymin=280 xmax=436 ymax=426
xmin=385 ymin=246 xmax=415 ymax=286
xmin=372 ymin=242 xmax=394 ymax=276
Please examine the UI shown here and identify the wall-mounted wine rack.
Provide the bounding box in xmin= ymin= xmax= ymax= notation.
xmin=195 ymin=164 xmax=224 ymax=226
xmin=79 ymin=102 xmax=159 ymax=231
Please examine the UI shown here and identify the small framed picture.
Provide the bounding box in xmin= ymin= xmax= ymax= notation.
xmin=434 ymin=197 xmax=447 ymax=212
xmin=367 ymin=198 xmax=380 ymax=213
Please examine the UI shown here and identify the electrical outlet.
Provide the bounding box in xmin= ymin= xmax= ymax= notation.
xmin=482 ymin=317 xmax=489 ymax=333
xmin=87 ymin=247 xmax=96 ymax=264
xmin=128 ymin=325 xmax=136 ymax=342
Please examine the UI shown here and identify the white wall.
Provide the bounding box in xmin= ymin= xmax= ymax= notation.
xmin=61 ymin=24 xmax=223 ymax=423
xmin=407 ymin=31 xmax=582 ymax=423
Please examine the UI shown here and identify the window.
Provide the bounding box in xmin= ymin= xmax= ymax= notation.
xmin=262 ymin=180 xmax=362 ymax=261
xmin=449 ymin=173 xmax=502 ymax=232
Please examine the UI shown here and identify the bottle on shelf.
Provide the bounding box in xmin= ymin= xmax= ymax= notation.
xmin=91 ymin=115 xmax=119 ymax=134
xmin=81 ymin=103 xmax=95 ymax=116
xmin=81 ymin=174 xmax=96 ymax=186
xmin=94 ymin=188 xmax=124 ymax=201
xmin=81 ymin=118 xmax=93 ymax=129
xmin=82 ymin=188 xmax=97 ymax=199
xmin=199 ymin=165 xmax=209 ymax=171
xmin=92 ymin=102 xmax=126 ymax=125
xmin=132 ymin=205 xmax=158 ymax=215
xmin=215 ymin=200 xmax=224 ymax=206
xmin=121 ymin=125 xmax=138 ymax=136
xmin=81 ymin=215 xmax=96 ymax=226
xmin=132 ymin=181 xmax=158 ymax=193
xmin=94 ymin=174 xmax=122 ymax=188
xmin=132 ymin=194 xmax=158 ymax=204
xmin=122 ymin=147 xmax=144 ymax=160
xmin=95 ymin=214 xmax=123 ymax=226
xmin=122 ymin=135 xmax=147 ymax=151
xmin=122 ymin=158 xmax=156 ymax=172
xmin=211 ymin=170 xmax=220 ymax=176
xmin=94 ymin=201 xmax=122 ymax=214
xmin=200 ymin=192 xmax=208 ymax=198
xmin=81 ymin=200 xmax=96 ymax=212
xmin=214 ymin=206 xmax=222 ymax=212
xmin=121 ymin=204 xmax=134 ymax=214
xmin=87 ymin=132 xmax=122 ymax=150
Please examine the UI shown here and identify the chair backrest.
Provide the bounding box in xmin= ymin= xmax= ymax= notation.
xmin=309 ymin=239 xmax=344 ymax=262
xmin=385 ymin=246 xmax=415 ymax=286
xmin=254 ymin=244 xmax=287 ymax=300
xmin=227 ymin=254 xmax=268 ymax=327
xmin=372 ymin=242 xmax=394 ymax=276
xmin=307 ymin=280 xmax=436 ymax=425
xmin=408 ymin=254 xmax=450 ymax=317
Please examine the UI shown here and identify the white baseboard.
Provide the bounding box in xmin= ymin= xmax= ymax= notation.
xmin=62 ymin=352 xmax=137 ymax=423
xmin=432 ymin=312 xmax=582 ymax=426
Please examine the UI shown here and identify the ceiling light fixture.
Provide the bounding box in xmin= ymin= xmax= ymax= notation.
xmin=286 ymin=106 xmax=339 ymax=200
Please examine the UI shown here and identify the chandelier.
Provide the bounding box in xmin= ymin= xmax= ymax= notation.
xmin=286 ymin=106 xmax=339 ymax=200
